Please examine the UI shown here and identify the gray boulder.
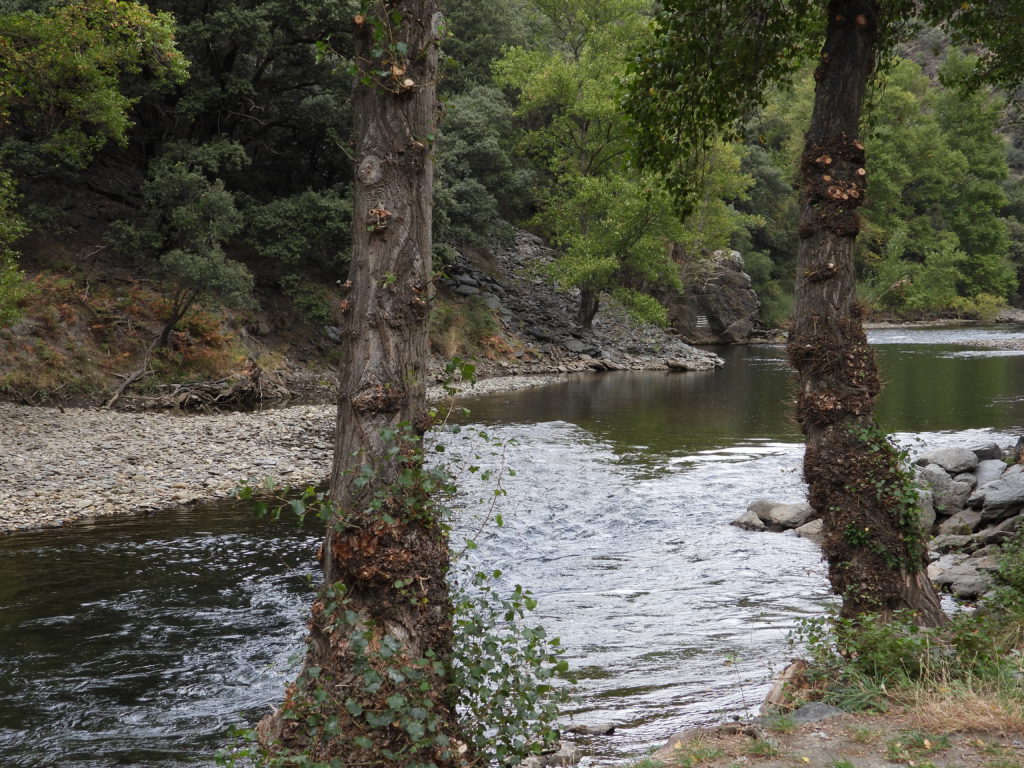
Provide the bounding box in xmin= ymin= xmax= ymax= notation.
xmin=927 ymin=551 xmax=968 ymax=581
xmin=795 ymin=518 xmax=824 ymax=544
xmin=563 ymin=338 xmax=600 ymax=356
xmin=938 ymin=508 xmax=982 ymax=535
xmin=976 ymin=459 xmax=1008 ymax=489
xmin=919 ymin=464 xmax=972 ymax=513
xmin=979 ymin=473 xmax=1024 ymax=522
xmin=730 ymin=510 xmax=766 ymax=531
xmin=933 ymin=564 xmax=992 ymax=599
xmin=664 ymin=249 xmax=760 ymax=344
xmin=748 ymin=499 xmax=783 ymax=521
xmin=953 ymin=472 xmax=977 ymax=488
xmin=971 ymin=443 xmax=1004 ymax=461
xmin=765 ymin=502 xmax=815 ymax=529
xmin=976 ymin=514 xmax=1023 ymax=545
xmin=916 ymin=447 xmax=979 ymax=474
xmin=930 ymin=534 xmax=976 ymax=553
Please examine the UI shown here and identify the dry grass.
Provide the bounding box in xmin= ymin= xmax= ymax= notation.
xmin=894 ymin=682 xmax=1024 ymax=736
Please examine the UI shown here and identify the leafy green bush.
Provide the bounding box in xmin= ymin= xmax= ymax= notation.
xmin=450 ymin=569 xmax=570 ymax=765
xmin=244 ymin=190 xmax=352 ymax=274
xmin=278 ymin=274 xmax=332 ymax=325
xmin=951 ymin=292 xmax=1005 ymax=324
xmin=108 ymin=140 xmax=255 ymax=345
xmin=790 ymin=528 xmax=1024 ymax=712
xmin=0 ymin=169 xmax=28 ymax=327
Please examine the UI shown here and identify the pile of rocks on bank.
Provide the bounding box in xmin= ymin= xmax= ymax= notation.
xmin=732 ymin=441 xmax=1024 ymax=600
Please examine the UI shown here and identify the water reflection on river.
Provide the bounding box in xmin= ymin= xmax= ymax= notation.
xmin=1 ymin=326 xmax=1022 ymax=766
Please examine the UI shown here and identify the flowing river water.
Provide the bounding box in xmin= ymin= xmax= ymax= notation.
xmin=2 ymin=326 xmax=1024 ymax=767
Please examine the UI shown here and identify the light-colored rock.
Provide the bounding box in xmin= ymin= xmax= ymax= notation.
xmin=980 ymin=473 xmax=1024 ymax=521
xmin=933 ymin=564 xmax=992 ymax=599
xmin=795 ymin=518 xmax=824 ymax=544
xmin=938 ymin=508 xmax=982 ymax=535
xmin=731 ymin=510 xmax=767 ymax=532
xmin=930 ymin=534 xmax=976 ymax=553
xmin=916 ymin=447 xmax=979 ymax=474
xmin=749 ymin=498 xmax=784 ymax=522
xmin=765 ymin=503 xmax=815 ymax=529
xmin=953 ymin=472 xmax=977 ymax=488
xmin=976 ymin=459 xmax=1008 ymax=489
xmin=919 ymin=464 xmax=972 ymax=514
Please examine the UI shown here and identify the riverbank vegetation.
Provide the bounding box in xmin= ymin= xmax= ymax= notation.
xmin=3 ymin=0 xmax=1024 ymax=405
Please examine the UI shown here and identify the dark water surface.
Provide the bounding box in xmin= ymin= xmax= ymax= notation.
xmin=2 ymin=326 xmax=1023 ymax=766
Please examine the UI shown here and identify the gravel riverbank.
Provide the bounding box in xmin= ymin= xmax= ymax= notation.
xmin=0 ymin=374 xmax=566 ymax=535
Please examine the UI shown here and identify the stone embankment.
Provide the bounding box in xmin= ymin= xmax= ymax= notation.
xmin=733 ymin=441 xmax=1024 ymax=600
xmin=0 ymin=375 xmax=566 ymax=535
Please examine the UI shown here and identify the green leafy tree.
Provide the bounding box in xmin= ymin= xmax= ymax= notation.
xmin=496 ymin=0 xmax=757 ymax=329
xmin=626 ymin=0 xmax=1024 ymax=627
xmin=0 ymin=0 xmax=186 ymax=167
xmin=110 ymin=140 xmax=254 ymax=346
xmin=440 ymin=0 xmax=540 ymax=95
xmin=0 ymin=0 xmax=186 ymax=326
xmin=536 ymin=171 xmax=684 ymax=327
xmin=861 ymin=55 xmax=1015 ymax=310
xmin=433 ymin=84 xmax=529 ymax=261
xmin=934 ymin=52 xmax=1015 ymax=298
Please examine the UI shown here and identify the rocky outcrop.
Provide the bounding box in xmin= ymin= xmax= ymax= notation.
xmin=434 ymin=232 xmax=723 ymax=378
xmin=665 ymin=250 xmax=760 ymax=345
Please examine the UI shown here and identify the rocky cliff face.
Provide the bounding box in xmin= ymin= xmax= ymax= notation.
xmin=664 ymin=250 xmax=760 ymax=345
xmin=433 ymin=231 xmax=723 ymax=378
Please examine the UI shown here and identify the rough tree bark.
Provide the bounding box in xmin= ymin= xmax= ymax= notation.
xmin=256 ymin=3 xmax=461 ymax=765
xmin=786 ymin=0 xmax=946 ymax=626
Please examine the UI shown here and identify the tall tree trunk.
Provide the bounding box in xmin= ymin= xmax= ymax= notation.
xmin=257 ymin=4 xmax=461 ymax=765
xmin=787 ymin=0 xmax=945 ymax=627
xmin=577 ymin=287 xmax=600 ymax=329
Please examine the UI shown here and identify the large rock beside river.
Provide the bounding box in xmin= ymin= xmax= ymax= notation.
xmin=915 ymin=446 xmax=979 ymax=474
xmin=664 ymin=250 xmax=760 ymax=345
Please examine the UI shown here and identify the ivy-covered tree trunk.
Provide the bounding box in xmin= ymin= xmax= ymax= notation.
xmin=787 ymin=0 xmax=945 ymax=626
xmin=256 ymin=3 xmax=462 ymax=765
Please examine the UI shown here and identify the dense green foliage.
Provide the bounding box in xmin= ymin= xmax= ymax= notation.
xmin=3 ymin=0 xmax=1024 ymax=334
xmin=494 ymin=0 xmax=761 ymax=327
xmin=626 ymin=0 xmax=1024 ymax=320
xmin=0 ymin=0 xmax=186 ymax=166
xmin=0 ymin=169 xmax=28 ymax=325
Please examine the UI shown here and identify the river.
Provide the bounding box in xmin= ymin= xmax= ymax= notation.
xmin=2 ymin=326 xmax=1023 ymax=766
